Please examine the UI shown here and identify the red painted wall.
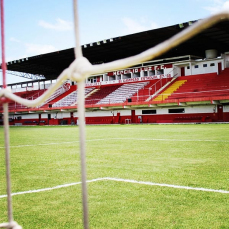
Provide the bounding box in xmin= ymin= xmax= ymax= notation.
xmin=5 ymin=111 xmax=229 ymax=126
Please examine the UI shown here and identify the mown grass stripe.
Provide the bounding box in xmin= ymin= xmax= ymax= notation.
xmin=0 ymin=137 xmax=229 ymax=148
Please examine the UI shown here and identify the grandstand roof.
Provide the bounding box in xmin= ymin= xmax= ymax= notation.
xmin=4 ymin=18 xmax=229 ymax=80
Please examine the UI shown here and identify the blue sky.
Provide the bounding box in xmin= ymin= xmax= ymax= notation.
xmin=2 ymin=0 xmax=229 ymax=84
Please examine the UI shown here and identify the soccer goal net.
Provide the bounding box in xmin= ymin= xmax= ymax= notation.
xmin=0 ymin=0 xmax=229 ymax=228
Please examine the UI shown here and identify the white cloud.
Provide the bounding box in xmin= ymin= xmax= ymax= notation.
xmin=10 ymin=37 xmax=20 ymax=43
xmin=223 ymin=1 xmax=229 ymax=9
xmin=25 ymin=43 xmax=57 ymax=56
xmin=38 ymin=18 xmax=73 ymax=31
xmin=204 ymin=0 xmax=229 ymax=14
xmin=122 ymin=17 xmax=159 ymax=34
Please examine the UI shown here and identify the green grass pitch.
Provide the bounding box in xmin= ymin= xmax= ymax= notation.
xmin=0 ymin=124 xmax=229 ymax=228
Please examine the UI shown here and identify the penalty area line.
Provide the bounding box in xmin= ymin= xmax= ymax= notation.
xmin=104 ymin=177 xmax=229 ymax=194
xmin=0 ymin=177 xmax=228 ymax=199
xmin=0 ymin=178 xmax=106 ymax=199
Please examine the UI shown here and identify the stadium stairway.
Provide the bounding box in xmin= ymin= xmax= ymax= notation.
xmin=41 ymin=85 xmax=77 ymax=108
xmin=97 ymin=82 xmax=148 ymax=104
xmin=152 ymin=80 xmax=187 ymax=101
xmin=131 ymin=80 xmax=158 ymax=102
xmin=53 ymin=87 xmax=95 ymax=107
xmin=131 ymin=78 xmax=172 ymax=102
xmin=70 ymin=87 xmax=99 ymax=106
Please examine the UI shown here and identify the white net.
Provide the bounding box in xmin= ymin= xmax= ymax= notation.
xmin=1 ymin=0 xmax=229 ymax=228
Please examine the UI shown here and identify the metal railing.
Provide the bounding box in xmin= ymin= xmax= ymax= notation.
xmin=148 ymin=68 xmax=177 ymax=96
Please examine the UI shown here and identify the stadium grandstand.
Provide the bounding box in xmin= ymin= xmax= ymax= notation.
xmin=1 ymin=18 xmax=229 ymax=125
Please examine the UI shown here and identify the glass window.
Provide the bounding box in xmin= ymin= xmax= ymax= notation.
xmin=142 ymin=110 xmax=156 ymax=114
xmin=168 ymin=108 xmax=185 ymax=113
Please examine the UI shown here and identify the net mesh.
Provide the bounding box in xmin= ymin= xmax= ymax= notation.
xmin=0 ymin=0 xmax=229 ymax=228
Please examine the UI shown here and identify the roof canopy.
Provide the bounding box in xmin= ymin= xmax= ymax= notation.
xmin=4 ymin=18 xmax=229 ymax=80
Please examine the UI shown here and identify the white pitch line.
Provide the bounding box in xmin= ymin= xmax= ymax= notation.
xmin=0 ymin=178 xmax=106 ymax=199
xmin=0 ymin=137 xmax=228 ymax=148
xmin=103 ymin=177 xmax=229 ymax=194
xmin=0 ymin=139 xmax=112 ymax=148
xmin=109 ymin=138 xmax=229 ymax=143
xmin=0 ymin=177 xmax=228 ymax=199
xmin=0 ymin=141 xmax=79 ymax=148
